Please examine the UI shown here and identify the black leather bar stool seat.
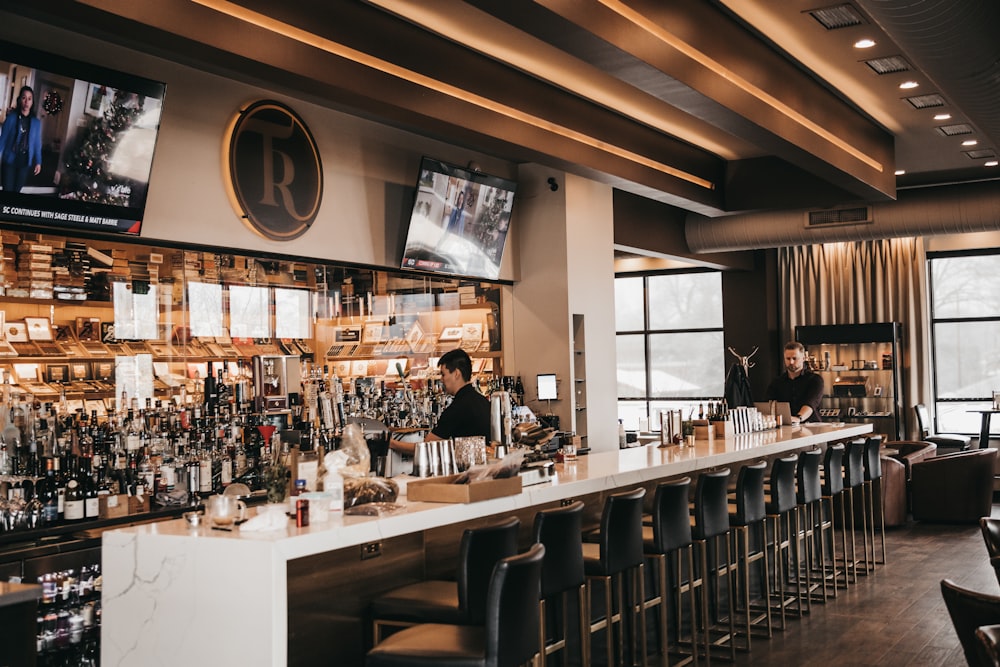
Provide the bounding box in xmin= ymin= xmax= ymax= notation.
xmin=818 ymin=443 xmax=846 ymax=593
xmin=367 ymin=543 xmax=545 ymax=667
xmin=763 ymin=455 xmax=801 ymax=629
xmin=583 ymin=487 xmax=647 ymax=667
xmin=728 ymin=460 xmax=771 ymax=651
xmin=843 ymin=439 xmax=868 ymax=581
xmin=795 ymin=449 xmax=826 ymax=606
xmin=862 ymin=435 xmax=886 ymax=568
xmin=534 ymin=501 xmax=589 ymax=667
xmin=643 ymin=476 xmax=700 ymax=666
xmin=691 ymin=467 xmax=736 ymax=663
xmin=371 ymin=517 xmax=520 ymax=642
xmin=915 ymin=403 xmax=971 ymax=454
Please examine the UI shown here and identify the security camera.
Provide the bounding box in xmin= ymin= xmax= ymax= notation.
xmin=547 ymin=177 xmax=559 ymax=191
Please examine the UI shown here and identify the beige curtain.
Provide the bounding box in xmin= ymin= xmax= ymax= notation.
xmin=777 ymin=237 xmax=930 ymax=439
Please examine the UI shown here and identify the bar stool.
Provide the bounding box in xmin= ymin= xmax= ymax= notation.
xmin=367 ymin=543 xmax=545 ymax=667
xmin=727 ymin=460 xmax=771 ymax=652
xmin=643 ymin=476 xmax=700 ymax=666
xmin=795 ymin=448 xmax=827 ymax=606
xmin=762 ymin=454 xmax=801 ymax=630
xmin=690 ymin=467 xmax=736 ymax=663
xmin=533 ymin=501 xmax=589 ymax=667
xmin=862 ymin=435 xmax=886 ymax=568
xmin=371 ymin=517 xmax=520 ymax=643
xmin=819 ymin=443 xmax=846 ymax=594
xmin=842 ymin=438 xmax=868 ymax=582
xmin=583 ymin=487 xmax=647 ymax=667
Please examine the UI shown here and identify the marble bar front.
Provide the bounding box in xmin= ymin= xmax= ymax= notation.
xmin=101 ymin=422 xmax=872 ymax=666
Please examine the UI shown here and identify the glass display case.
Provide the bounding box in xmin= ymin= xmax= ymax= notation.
xmin=795 ymin=322 xmax=903 ymax=440
xmin=0 ymin=227 xmax=504 ymax=411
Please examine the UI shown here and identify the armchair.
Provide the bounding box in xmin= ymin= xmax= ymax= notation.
xmin=911 ymin=448 xmax=997 ymax=524
xmin=877 ymin=441 xmax=937 ymax=527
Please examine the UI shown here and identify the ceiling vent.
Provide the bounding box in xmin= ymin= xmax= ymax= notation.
xmin=905 ymin=93 xmax=946 ymax=109
xmin=864 ymin=55 xmax=911 ymax=75
xmin=937 ymin=123 xmax=974 ymax=136
xmin=807 ymin=206 xmax=872 ymax=227
xmin=965 ymin=149 xmax=996 ymax=160
xmin=807 ymin=4 xmax=866 ymax=30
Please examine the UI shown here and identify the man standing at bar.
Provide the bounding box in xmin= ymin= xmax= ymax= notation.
xmin=766 ymin=340 xmax=825 ymax=424
xmin=389 ymin=348 xmax=490 ymax=455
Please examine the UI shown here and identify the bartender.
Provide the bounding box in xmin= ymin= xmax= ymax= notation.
xmin=766 ymin=340 xmax=825 ymax=423
xmin=389 ymin=348 xmax=491 ymax=455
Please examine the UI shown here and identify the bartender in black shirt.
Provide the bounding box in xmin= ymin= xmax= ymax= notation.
xmin=766 ymin=341 xmax=825 ymax=424
xmin=390 ymin=349 xmax=491 ymax=455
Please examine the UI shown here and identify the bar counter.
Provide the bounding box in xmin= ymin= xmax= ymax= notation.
xmin=101 ymin=421 xmax=872 ymax=666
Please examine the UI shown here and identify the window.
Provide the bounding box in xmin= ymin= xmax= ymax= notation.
xmin=928 ymin=252 xmax=1000 ymax=434
xmin=615 ymin=271 xmax=724 ymax=430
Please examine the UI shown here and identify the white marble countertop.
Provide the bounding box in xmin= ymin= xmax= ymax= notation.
xmin=109 ymin=422 xmax=873 ymax=561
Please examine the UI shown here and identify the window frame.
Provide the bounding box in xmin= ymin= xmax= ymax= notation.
xmin=615 ymin=268 xmax=724 ymax=429
xmin=927 ymin=248 xmax=1000 ymax=435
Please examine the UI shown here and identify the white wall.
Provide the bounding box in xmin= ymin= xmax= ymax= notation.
xmin=564 ymin=174 xmax=617 ymax=450
xmin=511 ymin=165 xmax=617 ymax=451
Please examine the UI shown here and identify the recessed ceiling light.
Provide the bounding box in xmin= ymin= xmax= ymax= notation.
xmin=894 ymin=169 xmax=906 ymax=176
xmin=899 ymin=81 xmax=919 ymax=89
xmin=986 ymin=160 xmax=998 ymax=167
xmin=962 ymin=139 xmax=979 ymax=146
xmin=854 ymin=38 xmax=876 ymax=49
xmin=933 ymin=113 xmax=952 ymax=121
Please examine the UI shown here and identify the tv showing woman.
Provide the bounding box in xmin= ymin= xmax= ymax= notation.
xmin=0 ymin=85 xmax=43 ymax=193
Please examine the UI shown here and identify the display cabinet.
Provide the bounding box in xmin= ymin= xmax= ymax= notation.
xmin=0 ymin=227 xmax=505 ymax=412
xmin=795 ymin=322 xmax=903 ymax=440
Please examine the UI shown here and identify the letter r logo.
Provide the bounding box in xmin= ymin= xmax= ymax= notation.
xmin=226 ymin=100 xmax=323 ymax=240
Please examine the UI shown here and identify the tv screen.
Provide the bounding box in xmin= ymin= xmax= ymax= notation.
xmin=400 ymin=157 xmax=516 ymax=280
xmin=0 ymin=40 xmax=166 ymax=235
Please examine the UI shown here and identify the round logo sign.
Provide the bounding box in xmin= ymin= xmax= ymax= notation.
xmin=225 ymin=100 xmax=323 ymax=241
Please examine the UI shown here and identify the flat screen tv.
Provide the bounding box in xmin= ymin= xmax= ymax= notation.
xmin=0 ymin=40 xmax=166 ymax=235
xmin=400 ymin=157 xmax=516 ymax=280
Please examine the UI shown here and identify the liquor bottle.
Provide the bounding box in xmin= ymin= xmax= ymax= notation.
xmin=204 ymin=361 xmax=217 ymax=410
xmin=137 ymin=447 xmax=155 ymax=495
xmin=84 ymin=458 xmax=100 ymax=520
xmin=198 ymin=446 xmax=212 ymax=496
xmin=64 ymin=458 xmax=86 ymax=522
xmin=54 ymin=455 xmax=67 ymax=520
xmin=0 ymin=434 xmax=8 ymax=476
xmin=39 ymin=457 xmax=59 ymax=525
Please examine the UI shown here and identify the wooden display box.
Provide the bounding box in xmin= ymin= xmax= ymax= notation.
xmin=99 ymin=494 xmax=129 ymax=519
xmin=407 ymin=474 xmax=522 ymax=503
xmin=129 ymin=494 xmax=151 ymax=515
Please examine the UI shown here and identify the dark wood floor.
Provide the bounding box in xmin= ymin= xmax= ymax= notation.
xmin=728 ymin=506 xmax=1000 ymax=666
